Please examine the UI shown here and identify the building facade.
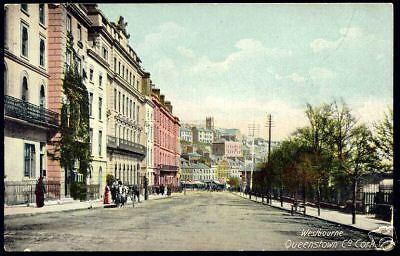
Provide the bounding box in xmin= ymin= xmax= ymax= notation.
xmin=179 ymin=126 xmax=193 ymax=143
xmin=152 ymin=88 xmax=180 ymax=189
xmin=84 ymin=4 xmax=148 ymax=192
xmin=4 ymin=4 xmax=59 ymax=195
xmin=212 ymin=140 xmax=242 ymax=158
xmin=192 ymin=127 xmax=213 ymax=144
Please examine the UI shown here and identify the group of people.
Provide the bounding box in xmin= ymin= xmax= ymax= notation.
xmin=103 ymin=179 xmax=140 ymax=207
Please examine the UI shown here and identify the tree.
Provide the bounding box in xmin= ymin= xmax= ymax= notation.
xmin=341 ymin=124 xmax=380 ymax=224
xmin=373 ymin=107 xmax=393 ymax=171
xmin=227 ymin=176 xmax=240 ymax=189
xmin=48 ymin=45 xmax=91 ymax=197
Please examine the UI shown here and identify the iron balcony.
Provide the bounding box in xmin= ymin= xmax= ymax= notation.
xmin=4 ymin=95 xmax=59 ymax=129
xmin=107 ymin=136 xmax=146 ymax=157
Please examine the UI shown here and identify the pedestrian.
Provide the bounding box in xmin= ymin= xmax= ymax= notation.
xmin=35 ymin=176 xmax=46 ymax=208
xmin=103 ymin=184 xmax=111 ymax=204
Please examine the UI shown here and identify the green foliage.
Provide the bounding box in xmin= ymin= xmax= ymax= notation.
xmin=373 ymin=107 xmax=393 ymax=171
xmin=47 ymin=47 xmax=92 ymax=200
xmin=70 ymin=181 xmax=87 ymax=201
xmin=106 ymin=174 xmax=115 ymax=186
xmin=227 ymin=176 xmax=240 ymax=188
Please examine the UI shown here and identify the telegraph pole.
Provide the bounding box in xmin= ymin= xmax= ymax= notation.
xmin=248 ymin=122 xmax=259 ymax=199
xmin=266 ymin=113 xmax=273 ymax=163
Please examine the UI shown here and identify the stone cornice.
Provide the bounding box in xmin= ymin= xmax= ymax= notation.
xmin=112 ymin=73 xmax=146 ymax=103
xmin=87 ymin=48 xmax=110 ymax=69
xmin=65 ymin=4 xmax=92 ymax=28
xmin=4 ymin=50 xmax=50 ymax=79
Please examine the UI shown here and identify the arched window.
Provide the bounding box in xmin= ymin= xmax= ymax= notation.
xmin=4 ymin=64 xmax=7 ymax=95
xmin=21 ymin=76 xmax=28 ymax=101
xmin=99 ymin=167 xmax=103 ymax=190
xmin=123 ymin=164 xmax=126 ymax=184
xmin=40 ymin=85 xmax=45 ymax=108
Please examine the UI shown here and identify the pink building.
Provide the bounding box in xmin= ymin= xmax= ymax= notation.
xmin=152 ymin=88 xmax=180 ymax=189
xmin=212 ymin=140 xmax=242 ymax=158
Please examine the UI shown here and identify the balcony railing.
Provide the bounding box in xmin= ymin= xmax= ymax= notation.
xmin=159 ymin=164 xmax=179 ymax=171
xmin=107 ymin=136 xmax=146 ymax=156
xmin=4 ymin=95 xmax=59 ymax=128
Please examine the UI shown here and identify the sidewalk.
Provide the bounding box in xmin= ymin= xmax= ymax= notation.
xmin=4 ymin=192 xmax=183 ymax=217
xmin=232 ymin=192 xmax=393 ymax=237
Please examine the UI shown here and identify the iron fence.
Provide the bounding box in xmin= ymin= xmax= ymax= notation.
xmin=4 ymin=180 xmax=61 ymax=205
xmin=86 ymin=184 xmax=100 ymax=200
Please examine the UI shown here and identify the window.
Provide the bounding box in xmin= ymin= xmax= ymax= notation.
xmin=136 ymin=80 xmax=139 ymax=90
xmin=114 ymin=89 xmax=117 ymax=110
xmin=122 ymin=95 xmax=125 ymax=115
xmin=21 ymin=4 xmax=28 ymax=13
xmin=118 ymin=92 xmax=121 ymax=112
xmin=99 ymin=74 xmax=102 ymax=88
xmin=75 ymin=56 xmax=81 ymax=74
xmin=39 ymin=85 xmax=45 ymax=108
xmin=114 ymin=57 xmax=117 ymax=72
xmin=89 ymin=68 xmax=93 ymax=81
xmin=133 ymin=102 xmax=136 ymax=120
xmin=130 ymin=100 xmax=132 ymax=119
xmin=102 ymin=47 xmax=108 ymax=61
xmin=122 ymin=65 xmax=125 ymax=78
xmin=24 ymin=144 xmax=35 ymax=178
xmin=137 ymin=106 xmax=140 ymax=122
xmin=22 ymin=76 xmax=28 ymax=101
xmin=129 ymin=72 xmax=132 ymax=85
xmin=89 ymin=92 xmax=93 ymax=116
xmin=98 ymin=130 xmax=102 ymax=156
xmin=98 ymin=97 xmax=102 ymax=120
xmin=39 ymin=4 xmax=45 ymax=25
xmin=66 ymin=49 xmax=71 ymax=70
xmin=39 ymin=38 xmax=45 ymax=67
xmin=66 ymin=15 xmax=71 ymax=32
xmin=89 ymin=128 xmax=93 ymax=155
xmin=40 ymin=143 xmax=45 ymax=177
xmin=77 ymin=24 xmax=82 ymax=41
xmin=118 ymin=62 xmax=121 ymax=75
xmin=126 ymin=97 xmax=128 ymax=116
xmin=21 ymin=23 xmax=28 ymax=57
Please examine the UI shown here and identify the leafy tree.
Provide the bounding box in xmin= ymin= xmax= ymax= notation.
xmin=48 ymin=44 xmax=91 ymax=197
xmin=341 ymin=124 xmax=380 ymax=224
xmin=373 ymin=107 xmax=393 ymax=171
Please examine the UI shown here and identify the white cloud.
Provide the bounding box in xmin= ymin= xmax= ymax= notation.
xmin=138 ymin=22 xmax=186 ymax=52
xmin=310 ymin=38 xmax=339 ymax=53
xmin=186 ymin=38 xmax=292 ymax=75
xmin=351 ymin=99 xmax=392 ymax=125
xmin=177 ymin=46 xmax=196 ymax=59
xmin=309 ymin=67 xmax=334 ymax=81
xmin=287 ymin=73 xmax=305 ymax=83
xmin=310 ymin=27 xmax=364 ymax=53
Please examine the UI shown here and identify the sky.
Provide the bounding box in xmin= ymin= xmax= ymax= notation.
xmin=100 ymin=3 xmax=393 ymax=140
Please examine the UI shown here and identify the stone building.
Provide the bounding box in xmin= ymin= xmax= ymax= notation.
xmin=192 ymin=127 xmax=213 ymax=144
xmin=212 ymin=140 xmax=242 ymax=158
xmin=84 ymin=4 xmax=148 ymax=192
xmin=4 ymin=4 xmax=59 ymax=199
xmin=152 ymin=88 xmax=180 ymax=189
xmin=179 ymin=125 xmax=193 ymax=143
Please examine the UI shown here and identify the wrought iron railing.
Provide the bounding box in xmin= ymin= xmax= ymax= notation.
xmin=4 ymin=95 xmax=59 ymax=128
xmin=107 ymin=136 xmax=146 ymax=156
xmin=159 ymin=164 xmax=179 ymax=171
xmin=4 ymin=180 xmax=61 ymax=205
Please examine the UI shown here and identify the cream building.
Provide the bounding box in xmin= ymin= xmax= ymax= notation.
xmin=86 ymin=31 xmax=108 ymax=192
xmin=84 ymin=4 xmax=148 ymax=190
xmin=144 ymin=86 xmax=155 ymax=187
xmin=4 ymin=4 xmax=59 ymax=197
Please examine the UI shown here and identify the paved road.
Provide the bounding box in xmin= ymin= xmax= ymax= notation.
xmin=4 ymin=191 xmax=375 ymax=251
